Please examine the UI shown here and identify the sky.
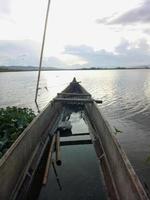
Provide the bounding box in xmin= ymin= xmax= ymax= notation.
xmin=0 ymin=0 xmax=150 ymax=68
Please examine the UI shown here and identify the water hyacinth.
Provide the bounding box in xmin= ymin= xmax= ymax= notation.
xmin=0 ymin=107 xmax=36 ymax=158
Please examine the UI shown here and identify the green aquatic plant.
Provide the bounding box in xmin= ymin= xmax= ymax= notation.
xmin=0 ymin=106 xmax=36 ymax=158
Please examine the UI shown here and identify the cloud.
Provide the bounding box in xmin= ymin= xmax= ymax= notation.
xmin=64 ymin=45 xmax=94 ymax=55
xmin=0 ymin=40 xmax=64 ymax=67
xmin=0 ymin=0 xmax=11 ymax=15
xmin=96 ymin=17 xmax=111 ymax=24
xmin=0 ymin=40 xmax=39 ymax=66
xmin=96 ymin=0 xmax=150 ymax=25
xmin=143 ymin=28 xmax=150 ymax=35
xmin=43 ymin=56 xmax=65 ymax=68
xmin=64 ymin=39 xmax=150 ymax=67
xmin=1 ymin=39 xmax=150 ymax=68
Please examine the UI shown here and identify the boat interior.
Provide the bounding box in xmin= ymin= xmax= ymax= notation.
xmin=0 ymin=78 xmax=149 ymax=200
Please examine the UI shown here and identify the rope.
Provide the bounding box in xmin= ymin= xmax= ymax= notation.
xmin=35 ymin=0 xmax=52 ymax=104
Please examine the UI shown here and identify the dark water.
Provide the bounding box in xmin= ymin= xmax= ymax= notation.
xmin=1 ymin=70 xmax=150 ymax=192
xmin=38 ymin=145 xmax=107 ymax=200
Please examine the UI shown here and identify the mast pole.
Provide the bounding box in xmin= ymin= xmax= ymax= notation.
xmin=35 ymin=0 xmax=52 ymax=104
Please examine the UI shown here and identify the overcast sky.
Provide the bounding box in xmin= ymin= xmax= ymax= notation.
xmin=0 ymin=0 xmax=150 ymax=67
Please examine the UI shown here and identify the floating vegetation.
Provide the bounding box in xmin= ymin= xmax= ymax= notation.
xmin=0 ymin=107 xmax=36 ymax=158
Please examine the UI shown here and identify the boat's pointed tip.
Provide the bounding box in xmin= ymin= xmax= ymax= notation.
xmin=72 ymin=77 xmax=81 ymax=84
xmin=73 ymin=77 xmax=77 ymax=82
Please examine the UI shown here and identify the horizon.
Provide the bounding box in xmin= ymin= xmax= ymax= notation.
xmin=1 ymin=64 xmax=150 ymax=71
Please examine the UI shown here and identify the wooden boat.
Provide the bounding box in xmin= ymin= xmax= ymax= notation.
xmin=0 ymin=78 xmax=149 ymax=200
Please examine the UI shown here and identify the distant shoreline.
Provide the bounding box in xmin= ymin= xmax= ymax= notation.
xmin=0 ymin=66 xmax=150 ymax=72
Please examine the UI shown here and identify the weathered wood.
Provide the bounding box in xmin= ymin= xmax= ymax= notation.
xmin=61 ymin=132 xmax=90 ymax=137
xmin=54 ymin=97 xmax=102 ymax=104
xmin=95 ymin=100 xmax=103 ymax=104
xmin=85 ymin=102 xmax=149 ymax=200
xmin=86 ymin=117 xmax=120 ymax=200
xmin=57 ymin=92 xmax=91 ymax=97
xmin=0 ymin=77 xmax=149 ymax=200
xmin=56 ymin=131 xmax=62 ymax=166
xmin=54 ymin=97 xmax=93 ymax=103
xmin=60 ymin=139 xmax=92 ymax=146
xmin=0 ymin=102 xmax=62 ymax=200
xmin=13 ymin=136 xmax=50 ymax=200
xmin=43 ymin=134 xmax=56 ymax=185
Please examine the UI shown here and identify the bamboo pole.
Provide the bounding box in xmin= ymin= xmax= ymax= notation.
xmin=43 ymin=134 xmax=56 ymax=185
xmin=35 ymin=0 xmax=52 ymax=104
xmin=56 ymin=131 xmax=62 ymax=166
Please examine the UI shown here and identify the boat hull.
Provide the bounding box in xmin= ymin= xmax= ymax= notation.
xmin=0 ymin=78 xmax=149 ymax=200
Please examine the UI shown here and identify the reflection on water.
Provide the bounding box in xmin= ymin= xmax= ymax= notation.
xmin=1 ymin=69 xmax=150 ymax=188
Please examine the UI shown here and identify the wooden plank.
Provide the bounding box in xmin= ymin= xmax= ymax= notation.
xmin=0 ymin=101 xmax=62 ymax=200
xmin=61 ymin=132 xmax=90 ymax=137
xmin=54 ymin=98 xmax=102 ymax=104
xmin=43 ymin=135 xmax=56 ymax=185
xmin=57 ymin=92 xmax=91 ymax=97
xmin=85 ymin=103 xmax=149 ymax=200
xmin=55 ymin=131 xmax=62 ymax=166
xmin=95 ymin=100 xmax=103 ymax=104
xmin=54 ymin=98 xmax=93 ymax=103
xmin=60 ymin=139 xmax=92 ymax=146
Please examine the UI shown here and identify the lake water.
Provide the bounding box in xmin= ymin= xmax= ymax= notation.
xmin=1 ymin=70 xmax=150 ymax=191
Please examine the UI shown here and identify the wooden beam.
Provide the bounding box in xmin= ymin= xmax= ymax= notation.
xmin=55 ymin=131 xmax=62 ymax=166
xmin=54 ymin=98 xmax=93 ymax=103
xmin=60 ymin=139 xmax=92 ymax=146
xmin=43 ymin=135 xmax=56 ymax=185
xmin=95 ymin=100 xmax=103 ymax=104
xmin=57 ymin=92 xmax=91 ymax=97
xmin=61 ymin=132 xmax=90 ymax=137
xmin=54 ymin=98 xmax=102 ymax=104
